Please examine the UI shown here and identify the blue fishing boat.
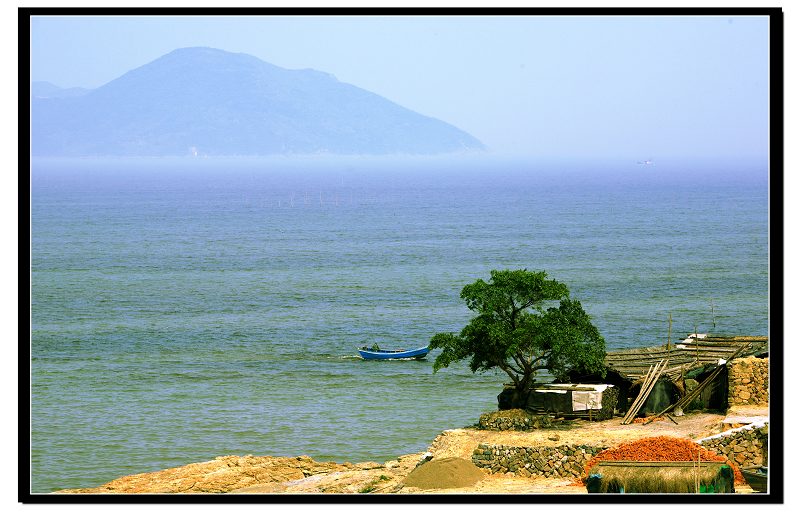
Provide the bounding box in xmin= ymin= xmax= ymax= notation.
xmin=357 ymin=344 xmax=429 ymax=360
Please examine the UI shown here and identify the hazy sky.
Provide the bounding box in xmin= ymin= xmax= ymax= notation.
xmin=29 ymin=14 xmax=770 ymax=159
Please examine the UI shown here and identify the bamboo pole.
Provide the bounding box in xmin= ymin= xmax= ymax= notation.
xmin=710 ymin=298 xmax=716 ymax=329
xmin=621 ymin=362 xmax=656 ymax=424
xmin=676 ymin=337 xmax=766 ymax=343
xmin=607 ymin=346 xmax=688 ymax=358
xmin=623 ymin=360 xmax=668 ymax=425
xmin=627 ymin=360 xmax=668 ymax=423
xmin=692 ymin=336 xmax=766 ymax=342
xmin=668 ymin=346 xmax=750 ymax=353
xmin=607 ymin=357 xmax=721 ymax=367
xmin=672 ymin=343 xmax=759 ymax=351
xmin=667 ymin=313 xmax=672 ymax=355
xmin=695 ymin=450 xmax=701 ymax=493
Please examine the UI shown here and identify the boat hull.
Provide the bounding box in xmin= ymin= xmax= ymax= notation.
xmin=357 ymin=347 xmax=429 ymax=360
xmin=741 ymin=466 xmax=768 ymax=493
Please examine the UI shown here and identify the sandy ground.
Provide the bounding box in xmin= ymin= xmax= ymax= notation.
xmin=232 ymin=409 xmax=766 ymax=494
xmin=395 ymin=475 xmax=756 ymax=495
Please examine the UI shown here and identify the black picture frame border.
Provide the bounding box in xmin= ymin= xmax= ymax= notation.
xmin=19 ymin=5 xmax=784 ymax=505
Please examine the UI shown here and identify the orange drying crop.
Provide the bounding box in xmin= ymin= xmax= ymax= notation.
xmin=632 ymin=416 xmax=665 ymax=424
xmin=583 ymin=436 xmax=744 ymax=484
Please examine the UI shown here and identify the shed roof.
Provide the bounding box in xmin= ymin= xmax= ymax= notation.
xmin=604 ymin=336 xmax=768 ymax=381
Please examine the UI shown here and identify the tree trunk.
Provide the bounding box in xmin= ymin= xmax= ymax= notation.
xmin=497 ymin=385 xmax=532 ymax=410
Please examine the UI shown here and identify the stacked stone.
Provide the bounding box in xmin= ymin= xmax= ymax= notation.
xmin=477 ymin=410 xmax=553 ymax=431
xmin=698 ymin=422 xmax=769 ymax=468
xmin=728 ymin=357 xmax=769 ymax=406
xmin=471 ymin=444 xmax=605 ymax=478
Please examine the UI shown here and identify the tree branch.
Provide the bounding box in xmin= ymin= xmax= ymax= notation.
xmin=511 ymin=352 xmax=528 ymax=373
xmin=507 ymin=295 xmax=518 ymax=328
xmin=501 ymin=358 xmax=524 ymax=376
xmin=531 ymin=352 xmax=549 ymax=368
xmin=497 ymin=363 xmax=520 ymax=384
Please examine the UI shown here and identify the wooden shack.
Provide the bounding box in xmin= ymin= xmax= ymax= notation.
xmin=594 ymin=335 xmax=767 ymax=416
xmin=525 ymin=383 xmax=619 ymax=421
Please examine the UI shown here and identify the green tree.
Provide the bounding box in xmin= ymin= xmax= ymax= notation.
xmin=430 ymin=269 xmax=606 ymax=407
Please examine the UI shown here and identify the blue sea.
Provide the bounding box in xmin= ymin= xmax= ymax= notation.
xmin=29 ymin=155 xmax=769 ymax=493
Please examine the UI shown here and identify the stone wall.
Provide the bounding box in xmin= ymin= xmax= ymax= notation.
xmin=477 ymin=409 xmax=553 ymax=431
xmin=728 ymin=357 xmax=769 ymax=406
xmin=471 ymin=420 xmax=768 ymax=479
xmin=471 ymin=443 xmax=605 ymax=478
xmin=698 ymin=421 xmax=769 ymax=468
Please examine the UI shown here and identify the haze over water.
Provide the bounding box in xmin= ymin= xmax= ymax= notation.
xmin=29 ymin=155 xmax=768 ymax=493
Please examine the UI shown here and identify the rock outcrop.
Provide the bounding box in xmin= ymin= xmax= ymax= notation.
xmin=56 ymin=455 xmax=380 ymax=494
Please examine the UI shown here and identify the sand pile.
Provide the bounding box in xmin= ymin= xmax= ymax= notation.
xmin=402 ymin=457 xmax=486 ymax=490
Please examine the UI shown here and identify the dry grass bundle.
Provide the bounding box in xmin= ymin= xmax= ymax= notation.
xmin=589 ymin=461 xmax=733 ymax=493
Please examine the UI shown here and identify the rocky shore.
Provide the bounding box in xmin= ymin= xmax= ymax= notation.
xmin=56 ymin=454 xmax=397 ymax=494
xmin=54 ymin=407 xmax=766 ymax=495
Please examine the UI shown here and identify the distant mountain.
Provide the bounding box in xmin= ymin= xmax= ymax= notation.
xmin=31 ymin=81 xmax=91 ymax=99
xmin=31 ymin=47 xmax=484 ymax=156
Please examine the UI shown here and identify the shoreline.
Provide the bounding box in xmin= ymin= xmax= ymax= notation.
xmin=52 ymin=406 xmax=767 ymax=495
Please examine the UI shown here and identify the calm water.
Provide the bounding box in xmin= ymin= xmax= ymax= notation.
xmin=29 ymin=156 xmax=769 ymax=493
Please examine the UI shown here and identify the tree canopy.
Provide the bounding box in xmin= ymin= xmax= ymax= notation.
xmin=430 ymin=269 xmax=606 ymax=402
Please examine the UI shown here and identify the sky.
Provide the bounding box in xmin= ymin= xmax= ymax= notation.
xmin=27 ymin=14 xmax=770 ymax=160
